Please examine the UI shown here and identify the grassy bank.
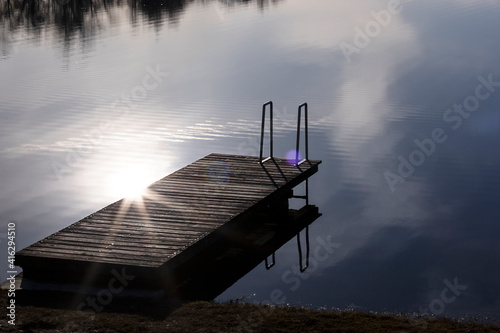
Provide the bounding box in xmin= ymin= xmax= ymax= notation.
xmin=2 ymin=290 xmax=499 ymax=332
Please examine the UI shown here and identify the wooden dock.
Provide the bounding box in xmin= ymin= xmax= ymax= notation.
xmin=17 ymin=153 xmax=321 ymax=299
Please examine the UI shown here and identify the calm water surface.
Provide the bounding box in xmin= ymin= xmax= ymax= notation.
xmin=1 ymin=0 xmax=500 ymax=320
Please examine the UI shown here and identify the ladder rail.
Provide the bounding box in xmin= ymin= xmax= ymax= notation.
xmin=295 ymin=102 xmax=309 ymax=166
xmin=293 ymin=102 xmax=310 ymax=205
xmin=295 ymin=102 xmax=311 ymax=271
xmin=259 ymin=101 xmax=273 ymax=164
xmin=261 ymin=101 xmax=275 ymax=270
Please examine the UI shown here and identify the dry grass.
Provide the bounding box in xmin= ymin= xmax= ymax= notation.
xmin=2 ymin=290 xmax=500 ymax=332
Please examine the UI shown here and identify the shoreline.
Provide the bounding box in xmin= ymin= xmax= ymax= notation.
xmin=2 ymin=289 xmax=500 ymax=332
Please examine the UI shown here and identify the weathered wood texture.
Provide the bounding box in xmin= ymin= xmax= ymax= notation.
xmin=17 ymin=154 xmax=321 ymax=286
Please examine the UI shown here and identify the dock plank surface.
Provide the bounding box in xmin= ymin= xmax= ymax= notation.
xmin=18 ymin=154 xmax=321 ymax=270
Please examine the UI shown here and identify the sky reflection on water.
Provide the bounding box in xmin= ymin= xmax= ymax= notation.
xmin=1 ymin=0 xmax=499 ymax=320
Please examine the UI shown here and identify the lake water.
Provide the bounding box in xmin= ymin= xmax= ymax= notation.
xmin=1 ymin=0 xmax=500 ymax=321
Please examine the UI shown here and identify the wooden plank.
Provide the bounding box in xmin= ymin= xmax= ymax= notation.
xmin=28 ymin=241 xmax=180 ymax=258
xmin=42 ymin=235 xmax=189 ymax=250
xmin=70 ymin=221 xmax=215 ymax=236
xmin=19 ymin=248 xmax=160 ymax=267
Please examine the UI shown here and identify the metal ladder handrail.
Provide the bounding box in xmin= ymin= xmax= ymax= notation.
xmin=295 ymin=102 xmax=309 ymax=166
xmin=260 ymin=101 xmax=275 ymax=270
xmin=259 ymin=101 xmax=273 ymax=164
xmin=293 ymin=102 xmax=310 ymax=205
xmin=295 ymin=102 xmax=310 ymax=272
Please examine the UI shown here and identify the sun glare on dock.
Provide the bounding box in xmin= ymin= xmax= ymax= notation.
xmin=108 ymin=168 xmax=152 ymax=201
